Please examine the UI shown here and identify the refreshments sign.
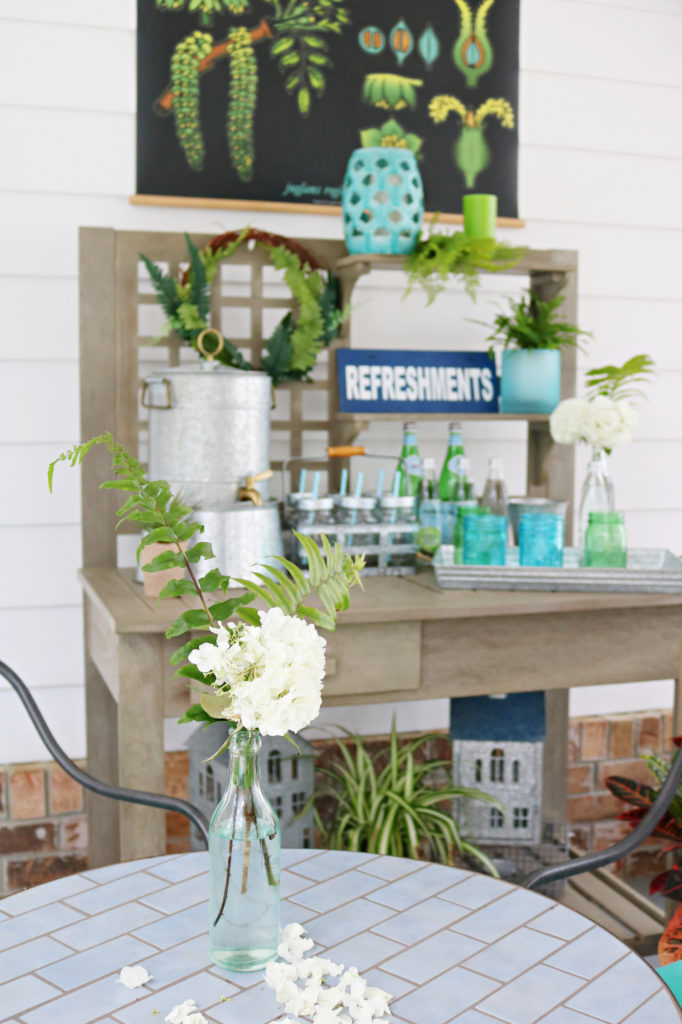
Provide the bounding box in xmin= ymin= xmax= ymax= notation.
xmin=337 ymin=349 xmax=499 ymax=415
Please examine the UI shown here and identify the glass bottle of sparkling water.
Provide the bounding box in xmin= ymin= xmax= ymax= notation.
xmin=453 ymin=456 xmax=475 ymax=502
xmin=439 ymin=421 xmax=465 ymax=500
xmin=417 ymin=457 xmax=442 ymax=552
xmin=481 ymin=457 xmax=509 ymax=517
xmin=397 ymin=421 xmax=423 ymax=498
xmin=209 ymin=729 xmax=280 ymax=972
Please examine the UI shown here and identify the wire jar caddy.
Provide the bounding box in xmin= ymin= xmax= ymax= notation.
xmin=282 ymin=447 xmax=418 ymax=575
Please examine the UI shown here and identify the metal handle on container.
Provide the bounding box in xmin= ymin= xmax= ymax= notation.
xmin=327 ymin=445 xmax=366 ymax=458
xmin=141 ymin=378 xmax=172 ymax=410
xmin=196 ymin=328 xmax=225 ymax=361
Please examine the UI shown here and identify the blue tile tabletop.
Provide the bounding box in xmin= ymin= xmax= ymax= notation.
xmin=0 ymin=849 xmax=678 ymax=1024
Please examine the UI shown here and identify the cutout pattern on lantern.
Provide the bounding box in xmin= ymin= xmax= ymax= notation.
xmin=341 ymin=147 xmax=424 ymax=255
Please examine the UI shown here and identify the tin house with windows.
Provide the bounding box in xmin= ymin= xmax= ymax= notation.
xmin=451 ymin=692 xmax=545 ymax=845
xmin=187 ymin=723 xmax=316 ymax=851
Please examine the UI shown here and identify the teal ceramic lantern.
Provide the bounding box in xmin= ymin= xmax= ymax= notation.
xmin=500 ymin=349 xmax=561 ymax=414
xmin=342 ymin=148 xmax=424 ymax=255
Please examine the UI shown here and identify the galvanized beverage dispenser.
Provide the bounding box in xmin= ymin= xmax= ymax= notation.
xmin=141 ymin=331 xmax=282 ymax=582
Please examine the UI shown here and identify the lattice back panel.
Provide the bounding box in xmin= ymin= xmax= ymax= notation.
xmin=80 ymin=228 xmax=346 ymax=565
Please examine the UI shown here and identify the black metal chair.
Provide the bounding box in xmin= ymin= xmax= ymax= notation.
xmin=0 ymin=660 xmax=209 ymax=849
xmin=525 ymin=745 xmax=682 ymax=889
xmin=6 ymin=653 xmax=682 ymax=890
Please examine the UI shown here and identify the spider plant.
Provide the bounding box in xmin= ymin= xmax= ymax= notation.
xmin=314 ymin=723 xmax=501 ymax=875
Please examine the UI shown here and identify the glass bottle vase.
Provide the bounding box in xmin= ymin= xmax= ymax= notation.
xmin=209 ymin=729 xmax=281 ymax=972
xmin=578 ymin=446 xmax=615 ymax=551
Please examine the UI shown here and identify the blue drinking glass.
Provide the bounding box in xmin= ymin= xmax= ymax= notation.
xmin=462 ymin=514 xmax=507 ymax=566
xmin=518 ymin=512 xmax=564 ymax=567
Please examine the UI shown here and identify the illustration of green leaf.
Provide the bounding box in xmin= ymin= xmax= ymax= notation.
xmin=308 ymin=68 xmax=325 ymax=93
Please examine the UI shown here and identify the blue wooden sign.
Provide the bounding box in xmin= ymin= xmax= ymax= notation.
xmin=337 ymin=349 xmax=499 ymax=414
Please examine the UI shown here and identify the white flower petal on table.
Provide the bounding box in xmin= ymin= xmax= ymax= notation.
xmin=117 ymin=964 xmax=152 ymax=989
xmin=165 ymin=999 xmax=206 ymax=1024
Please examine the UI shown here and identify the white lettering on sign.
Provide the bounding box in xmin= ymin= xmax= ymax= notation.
xmin=481 ymin=367 xmax=495 ymax=402
xmin=343 ymin=359 xmax=496 ymax=409
xmin=417 ymin=366 xmax=430 ymax=401
xmin=345 ymin=365 xmax=360 ymax=400
xmin=370 ymin=364 xmax=382 ymax=401
xmin=405 ymin=365 xmax=418 ymax=401
xmin=457 ymin=367 xmax=471 ymax=402
xmin=359 ymin=365 xmax=371 ymax=400
xmin=382 ymin=364 xmax=395 ymax=400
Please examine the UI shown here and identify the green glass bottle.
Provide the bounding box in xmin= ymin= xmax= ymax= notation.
xmin=439 ymin=422 xmax=465 ymax=501
xmin=397 ymin=421 xmax=423 ymax=498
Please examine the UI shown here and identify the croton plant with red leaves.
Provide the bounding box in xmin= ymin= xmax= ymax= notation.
xmin=606 ymin=737 xmax=682 ymax=965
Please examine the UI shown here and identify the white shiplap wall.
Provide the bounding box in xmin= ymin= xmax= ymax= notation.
xmin=0 ymin=0 xmax=681 ymax=762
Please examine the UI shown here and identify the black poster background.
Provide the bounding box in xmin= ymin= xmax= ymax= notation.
xmin=136 ymin=0 xmax=519 ymax=217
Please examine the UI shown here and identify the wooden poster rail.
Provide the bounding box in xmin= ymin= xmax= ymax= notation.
xmin=129 ymin=194 xmax=525 ymax=227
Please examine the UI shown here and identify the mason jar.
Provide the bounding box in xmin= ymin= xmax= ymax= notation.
xmin=584 ymin=511 xmax=627 ymax=568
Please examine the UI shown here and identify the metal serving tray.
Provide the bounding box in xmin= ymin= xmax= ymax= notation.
xmin=433 ymin=546 xmax=682 ymax=593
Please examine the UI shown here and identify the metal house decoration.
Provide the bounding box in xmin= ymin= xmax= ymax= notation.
xmin=450 ymin=692 xmax=545 ymax=845
xmin=187 ymin=723 xmax=316 ymax=852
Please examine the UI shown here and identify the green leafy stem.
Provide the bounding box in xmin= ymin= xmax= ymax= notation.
xmin=48 ymin=433 xmax=364 ymax=731
xmin=403 ymin=225 xmax=526 ymax=303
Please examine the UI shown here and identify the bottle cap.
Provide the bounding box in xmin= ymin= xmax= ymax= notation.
xmin=403 ymin=421 xmax=417 ymax=430
xmin=448 ymin=421 xmax=463 ymax=432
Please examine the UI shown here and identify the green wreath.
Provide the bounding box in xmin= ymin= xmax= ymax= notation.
xmin=140 ymin=228 xmax=346 ymax=387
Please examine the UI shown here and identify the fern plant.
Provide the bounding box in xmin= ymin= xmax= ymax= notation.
xmin=484 ymin=291 xmax=591 ymax=354
xmin=48 ymin=433 xmax=364 ymax=739
xmin=404 ymin=225 xmax=525 ymax=303
xmin=315 ymin=723 xmax=501 ymax=874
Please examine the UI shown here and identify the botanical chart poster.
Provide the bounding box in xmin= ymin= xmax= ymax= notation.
xmin=136 ymin=0 xmax=519 ymax=217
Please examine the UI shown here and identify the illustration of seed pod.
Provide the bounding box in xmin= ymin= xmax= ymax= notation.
xmin=170 ymin=30 xmax=213 ymax=171
xmin=358 ymin=25 xmax=385 ymax=55
xmin=390 ymin=19 xmax=413 ymax=67
xmin=227 ymin=26 xmax=258 ymax=182
xmin=418 ymin=24 xmax=440 ymax=70
xmin=453 ymin=0 xmax=494 ymax=87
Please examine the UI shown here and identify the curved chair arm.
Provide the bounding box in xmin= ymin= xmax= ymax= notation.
xmin=0 ymin=660 xmax=209 ymax=849
xmin=525 ymin=745 xmax=682 ymax=890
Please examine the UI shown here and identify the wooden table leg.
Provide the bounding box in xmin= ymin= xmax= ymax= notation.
xmin=84 ymin=654 xmax=121 ymax=868
xmin=542 ymin=688 xmax=568 ymax=827
xmin=115 ymin=634 xmax=167 ymax=861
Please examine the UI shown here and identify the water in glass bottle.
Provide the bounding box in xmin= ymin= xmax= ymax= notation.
xmin=481 ymin=457 xmax=508 ymax=517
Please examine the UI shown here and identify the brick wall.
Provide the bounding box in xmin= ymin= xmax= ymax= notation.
xmin=0 ymin=713 xmax=675 ymax=895
xmin=568 ymin=708 xmax=674 ymax=877
xmin=0 ymin=751 xmax=192 ymax=897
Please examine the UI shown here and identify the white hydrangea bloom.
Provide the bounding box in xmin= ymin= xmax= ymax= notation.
xmin=584 ymin=395 xmax=637 ymax=449
xmin=549 ymin=398 xmax=590 ymax=444
xmin=188 ymin=608 xmax=326 ymax=736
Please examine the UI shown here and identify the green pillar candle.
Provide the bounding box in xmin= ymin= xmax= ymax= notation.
xmin=462 ymin=193 xmax=497 ymax=239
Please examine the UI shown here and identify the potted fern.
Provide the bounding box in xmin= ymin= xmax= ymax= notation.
xmin=485 ymin=291 xmax=591 ymax=414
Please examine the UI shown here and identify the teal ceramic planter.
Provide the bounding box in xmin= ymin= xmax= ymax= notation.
xmin=500 ymin=349 xmax=561 ymax=414
xmin=341 ymin=147 xmax=424 ymax=255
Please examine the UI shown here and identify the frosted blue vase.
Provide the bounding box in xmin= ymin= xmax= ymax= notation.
xmin=342 ymin=147 xmax=424 ymax=255
xmin=500 ymin=349 xmax=561 ymax=414
xmin=209 ymin=729 xmax=280 ymax=972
